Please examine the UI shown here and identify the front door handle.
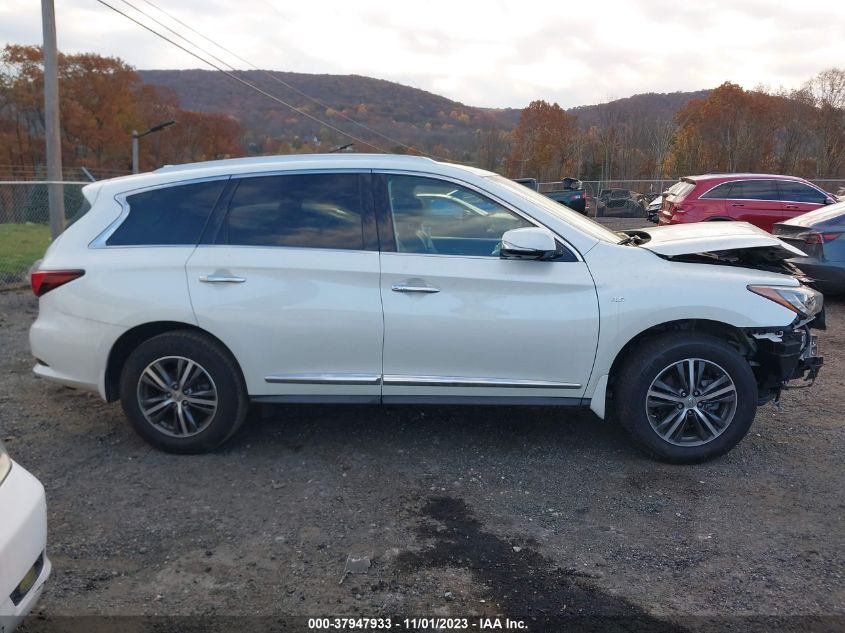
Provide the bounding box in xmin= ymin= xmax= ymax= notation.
xmin=391 ymin=283 xmax=440 ymax=294
xmin=199 ymin=274 xmax=246 ymax=284
xmin=730 ymin=203 xmax=745 ymax=207
xmin=785 ymin=204 xmax=799 ymax=210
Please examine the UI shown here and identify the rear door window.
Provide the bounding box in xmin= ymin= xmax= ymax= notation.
xmin=700 ymin=182 xmax=733 ymax=199
xmin=727 ymin=180 xmax=779 ymax=201
xmin=778 ymin=181 xmax=827 ymax=204
xmin=220 ymin=173 xmax=375 ymax=251
xmin=108 ymin=179 xmax=226 ymax=246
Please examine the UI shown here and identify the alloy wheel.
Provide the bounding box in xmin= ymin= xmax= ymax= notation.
xmin=645 ymin=358 xmax=738 ymax=447
xmin=136 ymin=356 xmax=218 ymax=438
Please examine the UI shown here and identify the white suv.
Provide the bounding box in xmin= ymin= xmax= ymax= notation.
xmin=29 ymin=155 xmax=825 ymax=463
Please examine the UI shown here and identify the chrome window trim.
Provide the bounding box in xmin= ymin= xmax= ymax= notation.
xmin=265 ymin=373 xmax=381 ymax=385
xmin=192 ymin=244 xmax=378 ymax=255
xmin=374 ymin=169 xmax=583 ymax=262
xmin=698 ymin=178 xmax=829 ymax=204
xmin=382 ymin=375 xmax=581 ymax=389
xmin=264 ymin=373 xmax=582 ymax=389
xmin=89 ymin=175 xmax=231 ymax=249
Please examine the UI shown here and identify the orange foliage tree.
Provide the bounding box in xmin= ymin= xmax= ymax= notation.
xmin=671 ymin=74 xmax=845 ymax=178
xmin=0 ymin=45 xmax=244 ymax=177
xmin=508 ymin=100 xmax=579 ymax=181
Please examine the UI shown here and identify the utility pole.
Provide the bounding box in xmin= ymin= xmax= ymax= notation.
xmin=132 ymin=131 xmax=139 ymax=174
xmin=132 ymin=121 xmax=176 ymax=173
xmin=41 ymin=0 xmax=64 ymax=238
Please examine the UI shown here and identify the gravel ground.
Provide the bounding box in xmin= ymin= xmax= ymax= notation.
xmin=2 ymin=218 xmax=843 ymax=632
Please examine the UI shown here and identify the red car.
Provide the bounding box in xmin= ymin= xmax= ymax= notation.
xmin=658 ymin=174 xmax=837 ymax=232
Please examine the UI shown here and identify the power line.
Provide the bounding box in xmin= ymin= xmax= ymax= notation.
xmin=94 ymin=0 xmax=389 ymax=152
xmin=135 ymin=0 xmax=430 ymax=156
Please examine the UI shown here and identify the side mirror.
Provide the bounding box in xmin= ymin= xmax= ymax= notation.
xmin=825 ymin=196 xmax=836 ymax=205
xmin=500 ymin=227 xmax=560 ymax=261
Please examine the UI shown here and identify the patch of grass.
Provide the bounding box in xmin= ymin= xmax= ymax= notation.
xmin=0 ymin=223 xmax=51 ymax=281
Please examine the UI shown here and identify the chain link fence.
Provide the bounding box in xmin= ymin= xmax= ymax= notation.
xmin=0 ymin=181 xmax=87 ymax=289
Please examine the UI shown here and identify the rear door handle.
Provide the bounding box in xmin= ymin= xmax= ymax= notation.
xmin=730 ymin=203 xmax=745 ymax=207
xmin=199 ymin=274 xmax=246 ymax=283
xmin=785 ymin=204 xmax=799 ymax=210
xmin=391 ymin=283 xmax=440 ymax=294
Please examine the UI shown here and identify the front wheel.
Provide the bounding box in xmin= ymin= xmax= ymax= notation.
xmin=119 ymin=330 xmax=248 ymax=453
xmin=613 ymin=333 xmax=758 ymax=463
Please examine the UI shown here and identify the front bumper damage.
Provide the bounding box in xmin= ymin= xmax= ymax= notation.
xmin=746 ymin=313 xmax=824 ymax=405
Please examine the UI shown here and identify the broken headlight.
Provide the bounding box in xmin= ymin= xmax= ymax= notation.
xmin=0 ymin=439 xmax=11 ymax=486
xmin=748 ymin=285 xmax=823 ymax=318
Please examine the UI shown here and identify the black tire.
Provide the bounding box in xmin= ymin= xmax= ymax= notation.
xmin=613 ymin=332 xmax=758 ymax=464
xmin=119 ymin=330 xmax=248 ymax=454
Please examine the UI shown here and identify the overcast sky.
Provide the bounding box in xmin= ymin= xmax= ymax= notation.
xmin=2 ymin=0 xmax=843 ymax=109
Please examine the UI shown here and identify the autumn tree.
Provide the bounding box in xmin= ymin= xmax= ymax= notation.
xmin=802 ymin=68 xmax=845 ymax=177
xmin=671 ymin=82 xmax=783 ymax=174
xmin=0 ymin=45 xmax=245 ymax=177
xmin=508 ymin=100 xmax=579 ymax=181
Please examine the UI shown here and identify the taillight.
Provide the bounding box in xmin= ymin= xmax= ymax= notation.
xmin=802 ymin=232 xmax=842 ymax=245
xmin=31 ymin=269 xmax=85 ymax=297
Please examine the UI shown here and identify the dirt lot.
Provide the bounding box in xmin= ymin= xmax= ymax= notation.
xmin=1 ymin=223 xmax=844 ymax=631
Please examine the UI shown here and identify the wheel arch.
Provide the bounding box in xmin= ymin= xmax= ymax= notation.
xmin=606 ymin=318 xmax=752 ymax=394
xmin=104 ymin=321 xmax=245 ymax=402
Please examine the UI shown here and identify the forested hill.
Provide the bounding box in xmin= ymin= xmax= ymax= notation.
xmin=138 ymin=69 xmax=706 ymax=151
xmin=138 ymin=69 xmax=522 ymax=154
xmin=570 ymin=90 xmax=711 ymax=127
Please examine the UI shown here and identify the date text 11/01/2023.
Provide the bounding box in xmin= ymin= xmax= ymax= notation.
xmin=307 ymin=617 xmax=528 ymax=630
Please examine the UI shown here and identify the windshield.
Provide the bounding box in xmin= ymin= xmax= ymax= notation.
xmin=488 ymin=175 xmax=621 ymax=243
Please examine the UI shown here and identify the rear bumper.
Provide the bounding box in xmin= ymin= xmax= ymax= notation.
xmin=29 ymin=307 xmax=126 ymax=399
xmin=0 ymin=462 xmax=51 ymax=632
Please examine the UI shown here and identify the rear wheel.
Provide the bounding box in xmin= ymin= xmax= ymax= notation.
xmin=119 ymin=330 xmax=248 ymax=453
xmin=614 ymin=332 xmax=758 ymax=463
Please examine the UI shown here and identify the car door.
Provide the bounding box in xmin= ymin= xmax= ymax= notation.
xmin=724 ymin=180 xmax=783 ymax=231
xmin=375 ymin=173 xmax=600 ymax=403
xmin=185 ymin=171 xmax=383 ymax=401
xmin=778 ymin=180 xmax=830 ymax=221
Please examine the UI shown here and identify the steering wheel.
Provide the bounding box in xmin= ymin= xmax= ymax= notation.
xmin=416 ymin=225 xmax=438 ymax=254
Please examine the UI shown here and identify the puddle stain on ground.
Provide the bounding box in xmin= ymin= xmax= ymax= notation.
xmin=397 ymin=496 xmax=686 ymax=632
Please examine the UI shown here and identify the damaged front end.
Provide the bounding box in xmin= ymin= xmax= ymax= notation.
xmin=745 ymin=307 xmax=825 ymax=406
xmin=625 ymin=221 xmax=826 ymax=405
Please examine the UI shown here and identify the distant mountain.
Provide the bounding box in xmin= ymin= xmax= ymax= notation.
xmin=569 ymin=90 xmax=711 ymax=128
xmin=139 ymin=69 xmax=521 ymax=158
xmin=138 ymin=69 xmax=707 ymax=153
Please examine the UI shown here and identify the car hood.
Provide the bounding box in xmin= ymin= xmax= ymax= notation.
xmin=627 ymin=221 xmax=807 ymax=259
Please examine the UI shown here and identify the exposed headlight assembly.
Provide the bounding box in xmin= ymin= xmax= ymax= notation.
xmin=748 ymin=285 xmax=824 ymax=318
xmin=0 ymin=438 xmax=11 ymax=486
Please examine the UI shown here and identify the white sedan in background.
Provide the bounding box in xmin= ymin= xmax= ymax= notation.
xmin=0 ymin=439 xmax=50 ymax=632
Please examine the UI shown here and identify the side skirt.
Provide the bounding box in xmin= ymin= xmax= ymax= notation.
xmin=250 ymin=395 xmax=583 ymax=406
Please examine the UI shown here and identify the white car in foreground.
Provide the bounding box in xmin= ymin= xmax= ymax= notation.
xmin=0 ymin=440 xmax=50 ymax=632
xmin=29 ymin=155 xmax=824 ymax=463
